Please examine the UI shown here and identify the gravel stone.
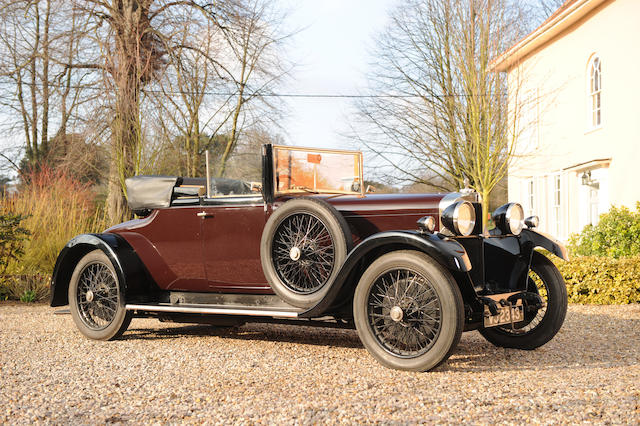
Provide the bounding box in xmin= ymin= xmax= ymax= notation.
xmin=1 ymin=303 xmax=638 ymax=424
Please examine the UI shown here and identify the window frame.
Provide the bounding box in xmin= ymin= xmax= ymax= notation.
xmin=552 ymin=174 xmax=561 ymax=236
xmin=587 ymin=55 xmax=602 ymax=130
xmin=526 ymin=178 xmax=535 ymax=217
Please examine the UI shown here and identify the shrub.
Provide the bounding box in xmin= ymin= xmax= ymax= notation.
xmin=568 ymin=202 xmax=640 ymax=258
xmin=0 ymin=212 xmax=30 ymax=274
xmin=0 ymin=168 xmax=109 ymax=301
xmin=20 ymin=289 xmax=36 ymax=303
xmin=0 ymin=212 xmax=31 ymax=301
xmin=555 ymin=256 xmax=640 ymax=304
xmin=2 ymin=168 xmax=109 ymax=274
xmin=0 ymin=273 xmax=50 ymax=302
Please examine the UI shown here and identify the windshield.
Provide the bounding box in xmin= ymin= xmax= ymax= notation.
xmin=273 ymin=145 xmax=363 ymax=195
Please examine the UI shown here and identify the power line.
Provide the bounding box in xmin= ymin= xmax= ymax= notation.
xmin=0 ymin=80 xmax=506 ymax=99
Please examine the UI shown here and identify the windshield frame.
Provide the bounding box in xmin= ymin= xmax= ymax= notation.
xmin=272 ymin=145 xmax=364 ymax=196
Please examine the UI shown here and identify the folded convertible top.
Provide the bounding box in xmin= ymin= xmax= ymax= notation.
xmin=125 ymin=175 xmax=178 ymax=211
xmin=126 ymin=175 xmax=253 ymax=211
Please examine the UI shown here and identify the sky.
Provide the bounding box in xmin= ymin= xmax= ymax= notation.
xmin=278 ymin=0 xmax=398 ymax=150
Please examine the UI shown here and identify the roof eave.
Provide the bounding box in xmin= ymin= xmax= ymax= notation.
xmin=491 ymin=0 xmax=608 ymax=72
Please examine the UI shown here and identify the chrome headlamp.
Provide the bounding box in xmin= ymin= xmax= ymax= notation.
xmin=525 ymin=215 xmax=539 ymax=228
xmin=492 ymin=202 xmax=525 ymax=235
xmin=417 ymin=215 xmax=436 ymax=233
xmin=441 ymin=201 xmax=476 ymax=236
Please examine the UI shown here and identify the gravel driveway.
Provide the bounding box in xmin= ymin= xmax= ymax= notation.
xmin=1 ymin=303 xmax=638 ymax=424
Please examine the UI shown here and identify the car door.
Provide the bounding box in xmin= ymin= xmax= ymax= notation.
xmin=200 ymin=195 xmax=272 ymax=293
xmin=131 ymin=205 xmax=209 ymax=291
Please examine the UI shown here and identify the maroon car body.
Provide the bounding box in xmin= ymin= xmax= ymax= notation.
xmin=104 ymin=192 xmax=444 ymax=294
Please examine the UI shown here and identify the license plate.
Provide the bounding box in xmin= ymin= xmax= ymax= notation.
xmin=484 ymin=304 xmax=524 ymax=328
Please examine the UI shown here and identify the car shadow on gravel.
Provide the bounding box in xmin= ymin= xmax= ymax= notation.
xmin=123 ymin=322 xmax=365 ymax=349
xmin=440 ymin=311 xmax=640 ymax=373
xmin=121 ymin=310 xmax=640 ymax=371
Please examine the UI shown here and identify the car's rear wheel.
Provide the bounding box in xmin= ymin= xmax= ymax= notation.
xmin=261 ymin=197 xmax=352 ymax=308
xmin=68 ymin=250 xmax=132 ymax=340
xmin=353 ymin=251 xmax=464 ymax=371
xmin=479 ymin=251 xmax=567 ymax=350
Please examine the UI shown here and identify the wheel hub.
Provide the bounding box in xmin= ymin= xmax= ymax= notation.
xmin=390 ymin=305 xmax=404 ymax=322
xmin=289 ymin=246 xmax=301 ymax=261
xmin=85 ymin=289 xmax=94 ymax=303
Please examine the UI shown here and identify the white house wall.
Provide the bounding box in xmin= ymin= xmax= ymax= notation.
xmin=507 ymin=0 xmax=640 ymax=241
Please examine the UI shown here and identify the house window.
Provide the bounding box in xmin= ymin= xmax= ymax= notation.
xmin=553 ymin=175 xmax=561 ymax=235
xmin=589 ymin=56 xmax=602 ymax=128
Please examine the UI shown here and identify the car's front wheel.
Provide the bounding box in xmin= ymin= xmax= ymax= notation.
xmin=68 ymin=250 xmax=132 ymax=340
xmin=479 ymin=251 xmax=567 ymax=349
xmin=353 ymin=250 xmax=464 ymax=371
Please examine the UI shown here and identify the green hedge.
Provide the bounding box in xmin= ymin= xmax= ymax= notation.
xmin=568 ymin=202 xmax=640 ymax=258
xmin=555 ymin=256 xmax=640 ymax=304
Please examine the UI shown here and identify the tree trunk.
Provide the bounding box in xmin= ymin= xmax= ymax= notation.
xmin=481 ymin=187 xmax=491 ymax=234
xmin=218 ymin=84 xmax=244 ymax=178
xmin=105 ymin=0 xmax=152 ymax=223
xmin=107 ymin=165 xmax=128 ymax=224
xmin=40 ymin=0 xmax=51 ymax=159
xmin=106 ymin=80 xmax=139 ymax=223
xmin=29 ymin=4 xmax=40 ymax=164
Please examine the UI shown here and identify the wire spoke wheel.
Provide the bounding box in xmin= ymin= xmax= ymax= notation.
xmin=367 ymin=269 xmax=442 ymax=357
xmin=353 ymin=251 xmax=463 ymax=371
xmin=261 ymin=197 xmax=351 ymax=308
xmin=498 ymin=269 xmax=549 ymax=335
xmin=272 ymin=212 xmax=335 ymax=294
xmin=479 ymin=251 xmax=567 ymax=350
xmin=69 ymin=250 xmax=132 ymax=340
xmin=76 ymin=262 xmax=119 ymax=330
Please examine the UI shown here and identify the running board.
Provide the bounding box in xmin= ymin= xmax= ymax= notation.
xmin=125 ymin=303 xmax=301 ymax=318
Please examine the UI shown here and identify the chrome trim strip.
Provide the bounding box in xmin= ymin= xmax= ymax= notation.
xmin=272 ymin=144 xmax=362 ymax=156
xmin=125 ymin=304 xmax=300 ymax=318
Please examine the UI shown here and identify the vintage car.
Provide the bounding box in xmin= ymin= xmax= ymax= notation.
xmin=50 ymin=144 xmax=568 ymax=371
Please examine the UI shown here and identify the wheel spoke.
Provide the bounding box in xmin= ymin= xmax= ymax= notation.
xmin=498 ymin=270 xmax=549 ymax=335
xmin=272 ymin=212 xmax=335 ymax=294
xmin=75 ymin=261 xmax=119 ymax=331
xmin=367 ymin=268 xmax=441 ymax=358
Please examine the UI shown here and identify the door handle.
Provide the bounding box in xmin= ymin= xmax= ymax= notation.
xmin=196 ymin=211 xmax=213 ymax=218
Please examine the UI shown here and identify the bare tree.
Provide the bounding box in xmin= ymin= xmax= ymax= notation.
xmin=72 ymin=0 xmax=166 ymax=222
xmin=355 ymin=0 xmax=533 ymax=229
xmin=147 ymin=0 xmax=291 ymax=179
xmin=69 ymin=0 xmax=289 ymax=221
xmin=149 ymin=14 xmax=231 ymax=178
xmin=0 ymin=0 xmax=97 ymax=173
xmin=70 ymin=0 xmax=232 ymax=222
xmin=212 ymin=0 xmax=291 ymax=177
xmin=536 ymin=0 xmax=565 ymax=18
xmin=0 ymin=0 xmax=290 ymax=220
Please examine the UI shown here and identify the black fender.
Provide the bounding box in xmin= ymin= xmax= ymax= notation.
xmin=482 ymin=229 xmax=568 ymax=292
xmin=519 ymin=229 xmax=569 ymax=261
xmin=50 ymin=233 xmax=154 ymax=307
xmin=300 ymin=230 xmax=471 ymax=318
